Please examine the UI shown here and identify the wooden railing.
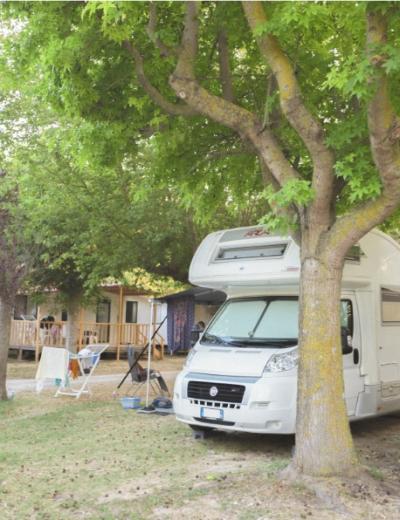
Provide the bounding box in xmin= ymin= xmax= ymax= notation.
xmin=120 ymin=323 xmax=148 ymax=346
xmin=10 ymin=319 xmax=38 ymax=348
xmin=10 ymin=319 xmax=166 ymax=361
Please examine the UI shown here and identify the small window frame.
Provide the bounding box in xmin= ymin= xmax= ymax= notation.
xmin=213 ymin=242 xmax=288 ymax=263
xmin=344 ymin=245 xmax=363 ymax=263
xmin=125 ymin=301 xmax=138 ymax=324
xmin=381 ymin=287 xmax=400 ymax=325
xmin=340 ymin=299 xmax=354 ymax=338
xmin=96 ymin=299 xmax=111 ymax=324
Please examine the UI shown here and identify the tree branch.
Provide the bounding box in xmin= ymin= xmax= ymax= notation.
xmin=123 ymin=40 xmax=197 ymax=117
xmin=173 ymin=1 xmax=200 ymax=80
xmin=366 ymin=11 xmax=399 ymax=182
xmin=259 ymin=159 xmax=301 ymax=244
xmin=146 ymin=2 xmax=177 ymax=58
xmin=322 ymin=9 xmax=400 ymax=263
xmin=138 ymin=121 xmax=170 ymax=138
xmin=217 ymin=29 xmax=235 ymax=103
xmin=169 ymin=2 xmax=301 ymax=195
xmin=242 ymin=1 xmax=335 ymax=228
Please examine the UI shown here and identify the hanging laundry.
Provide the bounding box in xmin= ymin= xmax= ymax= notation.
xmin=79 ymin=347 xmax=94 ymax=374
xmin=35 ymin=347 xmax=69 ymax=393
xmin=69 ymin=359 xmax=80 ymax=379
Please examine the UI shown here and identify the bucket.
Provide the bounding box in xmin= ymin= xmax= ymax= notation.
xmin=120 ymin=396 xmax=141 ymax=410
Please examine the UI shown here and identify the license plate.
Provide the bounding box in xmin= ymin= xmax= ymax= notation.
xmin=200 ymin=407 xmax=224 ymax=420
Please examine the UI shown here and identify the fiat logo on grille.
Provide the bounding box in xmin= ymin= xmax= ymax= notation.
xmin=209 ymin=386 xmax=218 ymax=397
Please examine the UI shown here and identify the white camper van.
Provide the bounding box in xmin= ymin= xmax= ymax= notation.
xmin=173 ymin=225 xmax=400 ymax=434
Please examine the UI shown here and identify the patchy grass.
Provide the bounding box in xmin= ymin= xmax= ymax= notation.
xmin=0 ymin=389 xmax=292 ymax=520
xmin=367 ymin=466 xmax=385 ymax=481
xmin=7 ymin=355 xmax=185 ymax=380
xmin=1 ymin=389 xmax=400 ymax=519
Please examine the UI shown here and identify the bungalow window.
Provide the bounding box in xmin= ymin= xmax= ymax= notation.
xmin=381 ymin=288 xmax=400 ymax=323
xmin=125 ymin=301 xmax=138 ymax=324
xmin=13 ymin=295 xmax=27 ymax=319
xmin=96 ymin=300 xmax=111 ymax=324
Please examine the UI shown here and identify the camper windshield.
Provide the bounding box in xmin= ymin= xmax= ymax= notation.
xmin=201 ymin=298 xmax=298 ymax=348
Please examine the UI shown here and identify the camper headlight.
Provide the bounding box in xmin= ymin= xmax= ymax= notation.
xmin=264 ymin=349 xmax=299 ymax=373
xmin=185 ymin=348 xmax=197 ymax=368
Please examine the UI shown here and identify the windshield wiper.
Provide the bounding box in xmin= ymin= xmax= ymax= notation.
xmin=201 ymin=333 xmax=233 ymax=346
xmin=243 ymin=338 xmax=297 ymax=347
xmin=221 ymin=338 xmax=298 ymax=348
xmin=202 ymin=334 xmax=297 ymax=348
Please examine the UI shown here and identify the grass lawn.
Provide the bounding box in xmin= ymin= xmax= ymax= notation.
xmin=1 ymin=387 xmax=400 ymax=519
xmin=7 ymin=355 xmax=186 ymax=380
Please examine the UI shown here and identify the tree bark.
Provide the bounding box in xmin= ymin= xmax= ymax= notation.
xmin=65 ymin=294 xmax=81 ymax=353
xmin=294 ymin=255 xmax=357 ymax=476
xmin=0 ymin=297 xmax=13 ymax=400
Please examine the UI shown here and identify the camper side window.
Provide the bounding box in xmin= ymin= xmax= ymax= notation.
xmin=340 ymin=300 xmax=353 ymax=336
xmin=381 ymin=288 xmax=400 ymax=323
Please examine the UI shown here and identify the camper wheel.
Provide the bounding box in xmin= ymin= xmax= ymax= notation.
xmin=189 ymin=424 xmax=214 ymax=439
xmin=189 ymin=424 xmax=214 ymax=432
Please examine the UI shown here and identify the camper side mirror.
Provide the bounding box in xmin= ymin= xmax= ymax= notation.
xmin=190 ymin=330 xmax=201 ymax=347
xmin=191 ymin=321 xmax=206 ymax=348
xmin=341 ymin=327 xmax=353 ymax=355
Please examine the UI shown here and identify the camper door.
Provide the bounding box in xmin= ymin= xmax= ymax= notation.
xmin=379 ymin=287 xmax=400 ymax=400
xmin=341 ymin=297 xmax=364 ymax=415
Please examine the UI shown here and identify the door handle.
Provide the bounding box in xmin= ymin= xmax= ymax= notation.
xmin=353 ymin=348 xmax=360 ymax=365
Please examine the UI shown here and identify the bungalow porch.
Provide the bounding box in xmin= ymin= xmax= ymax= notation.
xmin=9 ymin=285 xmax=167 ymax=362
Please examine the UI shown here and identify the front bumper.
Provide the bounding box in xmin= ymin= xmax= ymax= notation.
xmin=173 ymin=370 xmax=297 ymax=434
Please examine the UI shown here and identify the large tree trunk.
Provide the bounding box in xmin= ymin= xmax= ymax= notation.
xmin=65 ymin=294 xmax=81 ymax=353
xmin=0 ymin=297 xmax=13 ymax=400
xmin=294 ymin=255 xmax=357 ymax=475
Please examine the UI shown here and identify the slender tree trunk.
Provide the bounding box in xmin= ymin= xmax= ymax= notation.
xmin=0 ymin=297 xmax=13 ymax=400
xmin=294 ymin=255 xmax=357 ymax=475
xmin=65 ymin=295 xmax=81 ymax=353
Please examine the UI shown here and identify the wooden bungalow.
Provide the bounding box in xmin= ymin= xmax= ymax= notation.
xmin=10 ymin=283 xmax=167 ymax=361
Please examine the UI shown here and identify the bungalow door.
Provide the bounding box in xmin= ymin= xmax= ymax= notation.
xmin=124 ymin=299 xmax=138 ymax=344
xmin=96 ymin=299 xmax=111 ymax=342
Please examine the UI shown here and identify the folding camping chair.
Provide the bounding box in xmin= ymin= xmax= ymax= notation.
xmin=55 ymin=343 xmax=109 ymax=399
xmin=127 ymin=346 xmax=169 ymax=397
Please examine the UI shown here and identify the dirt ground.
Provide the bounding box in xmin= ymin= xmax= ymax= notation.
xmin=1 ymin=378 xmax=400 ymax=520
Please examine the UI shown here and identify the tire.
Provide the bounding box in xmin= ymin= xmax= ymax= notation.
xmin=189 ymin=424 xmax=214 ymax=433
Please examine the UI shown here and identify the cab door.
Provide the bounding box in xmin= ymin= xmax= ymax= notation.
xmin=341 ymin=297 xmax=364 ymax=415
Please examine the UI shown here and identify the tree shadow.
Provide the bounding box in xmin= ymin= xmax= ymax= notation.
xmin=202 ymin=429 xmax=294 ymax=457
xmin=351 ymin=414 xmax=400 ymax=440
xmin=194 ymin=414 xmax=400 ymax=460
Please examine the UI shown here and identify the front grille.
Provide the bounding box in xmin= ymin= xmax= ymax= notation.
xmin=187 ymin=381 xmax=245 ymax=404
xmin=189 ymin=399 xmax=241 ymax=410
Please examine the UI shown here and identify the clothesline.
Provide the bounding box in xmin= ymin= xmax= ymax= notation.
xmin=35 ymin=344 xmax=109 ymax=398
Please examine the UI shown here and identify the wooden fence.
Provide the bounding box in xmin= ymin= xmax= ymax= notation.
xmin=9 ymin=319 xmax=166 ymax=362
